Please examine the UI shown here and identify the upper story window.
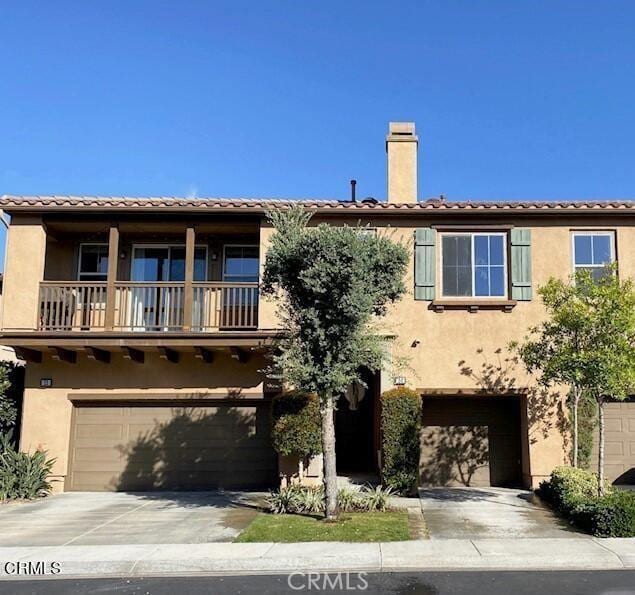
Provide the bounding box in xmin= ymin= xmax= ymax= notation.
xmin=572 ymin=232 xmax=615 ymax=281
xmin=441 ymin=233 xmax=507 ymax=298
xmin=78 ymin=244 xmax=108 ymax=281
xmin=223 ymin=246 xmax=259 ymax=283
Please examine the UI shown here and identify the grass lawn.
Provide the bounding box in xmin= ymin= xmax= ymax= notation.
xmin=235 ymin=511 xmax=410 ymax=543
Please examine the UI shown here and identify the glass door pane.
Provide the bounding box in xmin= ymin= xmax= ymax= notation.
xmin=131 ymin=248 xmax=170 ymax=329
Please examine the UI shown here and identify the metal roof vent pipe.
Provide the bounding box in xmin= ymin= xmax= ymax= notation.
xmin=350 ymin=179 xmax=357 ymax=202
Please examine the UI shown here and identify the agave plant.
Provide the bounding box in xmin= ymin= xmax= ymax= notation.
xmin=358 ymin=485 xmax=394 ymax=512
xmin=266 ymin=485 xmax=304 ymax=514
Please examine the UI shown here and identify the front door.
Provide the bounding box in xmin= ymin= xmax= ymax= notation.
xmin=335 ymin=370 xmax=378 ymax=474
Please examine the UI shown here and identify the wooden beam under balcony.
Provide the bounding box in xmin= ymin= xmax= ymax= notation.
xmin=85 ymin=347 xmax=111 ymax=363
xmin=14 ymin=347 xmax=42 ymax=363
xmin=230 ymin=347 xmax=248 ymax=363
xmin=122 ymin=347 xmax=144 ymax=363
xmin=50 ymin=347 xmax=77 ymax=364
xmin=194 ymin=347 xmax=214 ymax=363
xmin=158 ymin=347 xmax=179 ymax=363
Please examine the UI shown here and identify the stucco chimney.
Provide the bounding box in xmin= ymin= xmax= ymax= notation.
xmin=386 ymin=121 xmax=418 ymax=204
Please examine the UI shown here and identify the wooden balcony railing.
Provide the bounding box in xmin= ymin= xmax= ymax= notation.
xmin=38 ymin=281 xmax=259 ymax=331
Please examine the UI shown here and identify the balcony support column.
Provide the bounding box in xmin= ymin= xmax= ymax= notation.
xmin=104 ymin=226 xmax=119 ymax=331
xmin=182 ymin=226 xmax=195 ymax=331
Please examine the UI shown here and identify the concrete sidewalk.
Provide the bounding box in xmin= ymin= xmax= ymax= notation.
xmin=0 ymin=538 xmax=634 ymax=578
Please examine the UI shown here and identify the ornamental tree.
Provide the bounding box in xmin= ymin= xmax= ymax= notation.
xmin=262 ymin=206 xmax=408 ymax=520
xmin=514 ymin=266 xmax=635 ymax=494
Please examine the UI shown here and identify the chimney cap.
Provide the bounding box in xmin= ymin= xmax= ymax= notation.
xmin=389 ymin=121 xmax=416 ymax=135
xmin=386 ymin=121 xmax=418 ymax=146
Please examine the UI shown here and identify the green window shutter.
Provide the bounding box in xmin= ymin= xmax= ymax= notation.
xmin=414 ymin=228 xmax=436 ymax=300
xmin=510 ymin=228 xmax=532 ymax=301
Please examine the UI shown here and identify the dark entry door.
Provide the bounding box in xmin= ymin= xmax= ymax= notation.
xmin=335 ymin=370 xmax=377 ymax=473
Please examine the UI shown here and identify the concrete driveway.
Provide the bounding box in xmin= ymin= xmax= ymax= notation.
xmin=419 ymin=487 xmax=583 ymax=539
xmin=0 ymin=491 xmax=263 ymax=546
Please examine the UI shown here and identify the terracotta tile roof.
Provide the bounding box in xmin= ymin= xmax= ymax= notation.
xmin=0 ymin=195 xmax=634 ymax=215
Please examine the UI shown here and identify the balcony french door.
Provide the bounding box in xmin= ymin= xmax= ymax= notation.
xmin=129 ymin=246 xmax=206 ymax=331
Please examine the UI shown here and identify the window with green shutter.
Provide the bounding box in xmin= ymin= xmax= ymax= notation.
xmin=414 ymin=228 xmax=436 ymax=300
xmin=510 ymin=228 xmax=532 ymax=301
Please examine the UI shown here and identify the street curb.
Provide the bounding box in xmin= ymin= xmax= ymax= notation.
xmin=0 ymin=538 xmax=633 ymax=580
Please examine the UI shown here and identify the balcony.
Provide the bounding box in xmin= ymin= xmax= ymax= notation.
xmin=38 ymin=281 xmax=259 ymax=332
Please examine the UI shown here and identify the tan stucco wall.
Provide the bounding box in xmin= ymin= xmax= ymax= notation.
xmin=20 ymin=350 xmax=268 ymax=492
xmin=9 ymin=211 xmax=635 ymax=490
xmin=2 ymin=217 xmax=46 ymax=330
xmin=256 ymin=214 xmax=635 ymax=487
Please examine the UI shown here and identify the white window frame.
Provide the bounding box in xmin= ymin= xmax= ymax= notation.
xmin=131 ymin=243 xmax=209 ymax=281
xmin=222 ymin=244 xmax=259 ymax=283
xmin=439 ymin=232 xmax=508 ymax=299
xmin=571 ymin=231 xmax=615 ymax=275
xmin=77 ymin=243 xmax=109 ymax=281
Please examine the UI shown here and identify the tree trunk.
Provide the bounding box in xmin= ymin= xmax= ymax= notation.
xmin=572 ymin=386 xmax=580 ymax=468
xmin=320 ymin=396 xmax=339 ymax=521
xmin=597 ymin=397 xmax=605 ymax=497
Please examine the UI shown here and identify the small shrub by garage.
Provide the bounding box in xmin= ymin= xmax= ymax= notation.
xmin=0 ymin=433 xmax=55 ymax=501
xmin=539 ymin=466 xmax=600 ymax=515
xmin=539 ymin=466 xmax=635 ymax=538
xmin=271 ymin=391 xmax=322 ymax=457
xmin=380 ymin=387 xmax=421 ymax=495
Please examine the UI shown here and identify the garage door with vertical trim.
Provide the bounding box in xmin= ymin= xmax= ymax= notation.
xmin=420 ymin=396 xmax=522 ymax=488
xmin=67 ymin=402 xmax=278 ymax=491
xmin=592 ymin=399 xmax=635 ymax=485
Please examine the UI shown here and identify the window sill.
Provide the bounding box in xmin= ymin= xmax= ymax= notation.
xmin=429 ymin=299 xmax=517 ymax=313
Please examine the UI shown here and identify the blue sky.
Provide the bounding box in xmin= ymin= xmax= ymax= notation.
xmin=1 ymin=1 xmax=634 ymax=267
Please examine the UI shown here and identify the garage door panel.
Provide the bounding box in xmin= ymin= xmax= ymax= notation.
xmin=75 ymin=424 xmax=125 ymax=440
xmin=72 ymin=447 xmax=128 ymax=463
xmin=591 ymin=399 xmax=635 ymax=485
xmin=68 ymin=402 xmax=277 ymax=491
xmin=605 ymin=441 xmax=624 ymax=456
xmin=420 ymin=424 xmax=491 ymax=487
xmin=605 ymin=418 xmax=623 ymax=432
xmin=420 ymin=397 xmax=522 ymax=488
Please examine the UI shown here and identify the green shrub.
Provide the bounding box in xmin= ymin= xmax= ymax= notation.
xmin=574 ymin=490 xmax=635 ymax=538
xmin=540 ymin=466 xmax=635 ymax=537
xmin=380 ymin=387 xmax=421 ymax=494
xmin=266 ymin=485 xmax=394 ymax=515
xmin=0 ymin=433 xmax=55 ymax=501
xmin=541 ymin=466 xmax=600 ymax=515
xmin=271 ymin=391 xmax=322 ymax=457
xmin=0 ymin=362 xmax=24 ymax=445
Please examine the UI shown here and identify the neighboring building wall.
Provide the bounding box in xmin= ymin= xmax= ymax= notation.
xmin=2 ymin=217 xmax=46 ymax=331
xmin=20 ymin=350 xmax=268 ymax=492
xmin=380 ymin=219 xmax=634 ymax=487
xmin=257 ymin=213 xmax=634 ymax=486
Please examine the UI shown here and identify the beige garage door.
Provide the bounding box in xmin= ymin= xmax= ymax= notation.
xmin=592 ymin=399 xmax=635 ymax=485
xmin=67 ymin=402 xmax=278 ymax=491
xmin=420 ymin=396 xmax=522 ymax=488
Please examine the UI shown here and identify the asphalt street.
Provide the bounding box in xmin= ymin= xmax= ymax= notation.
xmin=1 ymin=571 xmax=634 ymax=595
